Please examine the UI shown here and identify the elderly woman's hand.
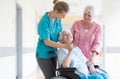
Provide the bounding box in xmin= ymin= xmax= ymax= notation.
xmin=89 ymin=64 xmax=98 ymax=74
xmin=87 ymin=60 xmax=98 ymax=74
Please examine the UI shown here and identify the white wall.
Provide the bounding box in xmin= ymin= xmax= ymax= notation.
xmin=103 ymin=1 xmax=120 ymax=79
xmin=103 ymin=0 xmax=120 ymax=47
xmin=0 ymin=0 xmax=37 ymax=79
xmin=16 ymin=0 xmax=37 ymax=48
xmin=0 ymin=0 xmax=37 ymax=54
xmin=0 ymin=0 xmax=16 ymax=47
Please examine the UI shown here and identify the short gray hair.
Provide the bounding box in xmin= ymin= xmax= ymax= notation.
xmin=59 ymin=31 xmax=63 ymax=41
xmin=59 ymin=30 xmax=71 ymax=41
xmin=84 ymin=5 xmax=95 ymax=17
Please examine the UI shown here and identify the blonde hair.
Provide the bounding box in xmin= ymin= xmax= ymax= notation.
xmin=53 ymin=0 xmax=69 ymax=13
xmin=84 ymin=5 xmax=95 ymax=17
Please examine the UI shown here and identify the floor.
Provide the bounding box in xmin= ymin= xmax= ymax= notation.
xmin=0 ymin=53 xmax=120 ymax=79
xmin=0 ymin=53 xmax=44 ymax=79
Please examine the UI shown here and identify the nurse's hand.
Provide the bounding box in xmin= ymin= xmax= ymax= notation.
xmin=65 ymin=43 xmax=74 ymax=50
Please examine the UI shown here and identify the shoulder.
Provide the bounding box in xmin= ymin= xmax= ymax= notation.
xmin=39 ymin=12 xmax=49 ymax=24
xmin=73 ymin=47 xmax=82 ymax=52
xmin=71 ymin=20 xmax=82 ymax=30
xmin=93 ymin=22 xmax=102 ymax=31
xmin=93 ymin=22 xmax=101 ymax=28
xmin=73 ymin=20 xmax=82 ymax=26
xmin=73 ymin=46 xmax=80 ymax=50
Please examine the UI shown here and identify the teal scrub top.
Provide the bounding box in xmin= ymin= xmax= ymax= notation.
xmin=36 ymin=12 xmax=62 ymax=58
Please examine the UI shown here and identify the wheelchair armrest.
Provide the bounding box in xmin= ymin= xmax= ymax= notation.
xmin=94 ymin=65 xmax=107 ymax=73
xmin=94 ymin=65 xmax=100 ymax=68
xmin=56 ymin=67 xmax=80 ymax=79
xmin=56 ymin=67 xmax=77 ymax=72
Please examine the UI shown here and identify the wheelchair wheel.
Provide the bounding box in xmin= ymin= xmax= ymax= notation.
xmin=51 ymin=76 xmax=67 ymax=79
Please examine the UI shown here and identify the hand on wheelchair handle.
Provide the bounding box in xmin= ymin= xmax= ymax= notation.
xmin=89 ymin=64 xmax=98 ymax=74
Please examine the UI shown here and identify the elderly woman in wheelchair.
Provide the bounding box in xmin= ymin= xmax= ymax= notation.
xmin=56 ymin=30 xmax=109 ymax=79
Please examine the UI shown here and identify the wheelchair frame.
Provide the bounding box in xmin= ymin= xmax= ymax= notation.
xmin=55 ymin=65 xmax=108 ymax=79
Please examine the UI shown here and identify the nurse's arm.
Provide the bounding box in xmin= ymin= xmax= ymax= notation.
xmin=44 ymin=39 xmax=73 ymax=49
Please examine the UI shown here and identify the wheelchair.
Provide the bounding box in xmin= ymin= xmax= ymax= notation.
xmin=50 ymin=51 xmax=109 ymax=79
xmin=53 ymin=65 xmax=109 ymax=79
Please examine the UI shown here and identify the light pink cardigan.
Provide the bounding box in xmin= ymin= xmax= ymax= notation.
xmin=71 ymin=20 xmax=102 ymax=60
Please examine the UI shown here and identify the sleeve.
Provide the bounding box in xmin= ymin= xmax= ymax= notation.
xmin=57 ymin=49 xmax=68 ymax=66
xmin=71 ymin=21 xmax=77 ymax=42
xmin=71 ymin=22 xmax=76 ymax=37
xmin=38 ymin=19 xmax=50 ymax=40
xmin=91 ymin=26 xmax=103 ymax=54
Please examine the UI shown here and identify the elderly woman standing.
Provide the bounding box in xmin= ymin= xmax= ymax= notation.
xmin=71 ymin=5 xmax=102 ymax=63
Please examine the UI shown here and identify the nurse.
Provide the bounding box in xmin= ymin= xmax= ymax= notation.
xmin=36 ymin=0 xmax=73 ymax=79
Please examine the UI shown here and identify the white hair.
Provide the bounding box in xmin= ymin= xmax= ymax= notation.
xmin=59 ymin=30 xmax=71 ymax=41
xmin=59 ymin=31 xmax=63 ymax=41
xmin=84 ymin=5 xmax=95 ymax=17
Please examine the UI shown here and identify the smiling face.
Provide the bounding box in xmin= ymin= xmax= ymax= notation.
xmin=83 ymin=12 xmax=93 ymax=22
xmin=61 ymin=31 xmax=73 ymax=44
xmin=83 ymin=5 xmax=94 ymax=22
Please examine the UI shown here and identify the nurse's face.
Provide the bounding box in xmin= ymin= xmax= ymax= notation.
xmin=55 ymin=10 xmax=68 ymax=19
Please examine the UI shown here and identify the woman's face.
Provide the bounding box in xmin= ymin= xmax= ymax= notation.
xmin=83 ymin=12 xmax=93 ymax=22
xmin=62 ymin=31 xmax=73 ymax=44
xmin=55 ymin=10 xmax=68 ymax=19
